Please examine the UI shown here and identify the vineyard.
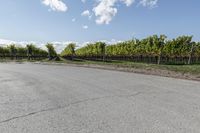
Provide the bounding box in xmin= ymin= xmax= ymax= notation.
xmin=63 ymin=35 xmax=200 ymax=65
xmin=0 ymin=43 xmax=56 ymax=60
xmin=1 ymin=35 xmax=200 ymax=65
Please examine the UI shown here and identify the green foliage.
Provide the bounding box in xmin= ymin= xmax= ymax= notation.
xmin=27 ymin=44 xmax=35 ymax=56
xmin=1 ymin=35 xmax=200 ymax=63
xmin=0 ymin=46 xmax=9 ymax=56
xmin=106 ymin=40 xmax=138 ymax=56
xmin=0 ymin=44 xmax=48 ymax=58
xmin=16 ymin=46 xmax=27 ymax=56
xmin=104 ymin=35 xmax=167 ymax=56
xmin=27 ymin=44 xmax=48 ymax=57
xmin=61 ymin=43 xmax=76 ymax=56
xmin=76 ymin=42 xmax=106 ymax=56
xmin=75 ymin=35 xmax=198 ymax=58
xmin=33 ymin=47 xmax=48 ymax=57
xmin=8 ymin=44 xmax=17 ymax=57
xmin=46 ymin=43 xmax=57 ymax=57
xmin=162 ymin=36 xmax=193 ymax=57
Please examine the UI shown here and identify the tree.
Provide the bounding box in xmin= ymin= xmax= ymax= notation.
xmin=16 ymin=47 xmax=27 ymax=57
xmin=46 ymin=43 xmax=57 ymax=60
xmin=8 ymin=44 xmax=17 ymax=60
xmin=61 ymin=43 xmax=76 ymax=60
xmin=0 ymin=46 xmax=4 ymax=57
xmin=194 ymin=42 xmax=200 ymax=57
xmin=75 ymin=42 xmax=106 ymax=61
xmin=26 ymin=44 xmax=35 ymax=60
xmin=157 ymin=35 xmax=167 ymax=64
xmin=0 ymin=46 xmax=9 ymax=59
xmin=96 ymin=42 xmax=106 ymax=61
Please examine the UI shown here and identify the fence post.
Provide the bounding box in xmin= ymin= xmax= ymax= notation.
xmin=157 ymin=48 xmax=163 ymax=65
xmin=188 ymin=42 xmax=195 ymax=65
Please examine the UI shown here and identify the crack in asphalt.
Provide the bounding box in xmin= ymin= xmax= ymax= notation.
xmin=0 ymin=92 xmax=142 ymax=125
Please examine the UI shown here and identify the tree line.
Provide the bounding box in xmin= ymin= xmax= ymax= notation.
xmin=0 ymin=43 xmax=56 ymax=60
xmin=62 ymin=35 xmax=200 ymax=64
xmin=1 ymin=35 xmax=200 ymax=64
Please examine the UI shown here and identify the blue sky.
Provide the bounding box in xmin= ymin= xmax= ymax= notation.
xmin=0 ymin=0 xmax=200 ymax=46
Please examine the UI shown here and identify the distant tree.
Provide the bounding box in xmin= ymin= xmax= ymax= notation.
xmin=0 ymin=46 xmax=4 ymax=57
xmin=16 ymin=47 xmax=27 ymax=57
xmin=96 ymin=42 xmax=106 ymax=61
xmin=157 ymin=35 xmax=167 ymax=64
xmin=46 ymin=43 xmax=57 ymax=60
xmin=27 ymin=44 xmax=35 ymax=60
xmin=0 ymin=46 xmax=9 ymax=59
xmin=61 ymin=43 xmax=76 ymax=60
xmin=193 ymin=42 xmax=200 ymax=57
xmin=8 ymin=44 xmax=17 ymax=60
xmin=163 ymin=36 xmax=193 ymax=57
xmin=75 ymin=42 xmax=106 ymax=61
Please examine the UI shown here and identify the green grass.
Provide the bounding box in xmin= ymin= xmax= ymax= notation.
xmin=153 ymin=64 xmax=200 ymax=74
xmin=92 ymin=61 xmax=200 ymax=74
xmin=1 ymin=57 xmax=200 ymax=75
xmin=43 ymin=57 xmax=200 ymax=75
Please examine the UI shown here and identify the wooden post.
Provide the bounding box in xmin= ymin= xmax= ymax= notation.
xmin=157 ymin=48 xmax=163 ymax=65
xmin=188 ymin=42 xmax=195 ymax=65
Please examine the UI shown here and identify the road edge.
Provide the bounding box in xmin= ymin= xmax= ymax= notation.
xmin=30 ymin=62 xmax=200 ymax=82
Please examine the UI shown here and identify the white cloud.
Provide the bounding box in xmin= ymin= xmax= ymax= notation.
xmin=93 ymin=0 xmax=136 ymax=25
xmin=51 ymin=41 xmax=78 ymax=53
xmin=81 ymin=10 xmax=90 ymax=16
xmin=0 ymin=39 xmax=46 ymax=50
xmin=139 ymin=0 xmax=158 ymax=8
xmin=82 ymin=25 xmax=89 ymax=29
xmin=0 ymin=39 xmax=15 ymax=45
xmin=120 ymin=0 xmax=135 ymax=6
xmin=93 ymin=0 xmax=118 ymax=25
xmin=40 ymin=0 xmax=158 ymax=24
xmin=81 ymin=10 xmax=93 ymax=19
xmin=93 ymin=0 xmax=158 ymax=24
xmin=42 ymin=0 xmax=67 ymax=12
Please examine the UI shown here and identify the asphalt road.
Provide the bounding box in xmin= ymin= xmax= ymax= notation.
xmin=0 ymin=63 xmax=200 ymax=133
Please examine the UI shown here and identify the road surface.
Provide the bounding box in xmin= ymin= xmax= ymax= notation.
xmin=0 ymin=63 xmax=200 ymax=133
